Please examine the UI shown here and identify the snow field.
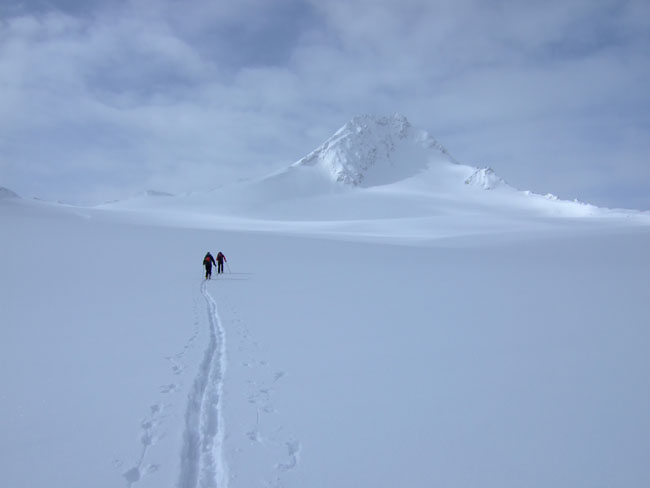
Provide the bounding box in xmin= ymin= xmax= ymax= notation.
xmin=1 ymin=202 xmax=211 ymax=487
xmin=211 ymin=226 xmax=650 ymax=487
xmin=2 ymin=172 xmax=650 ymax=487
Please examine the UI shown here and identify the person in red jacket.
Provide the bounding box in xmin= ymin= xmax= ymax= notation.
xmin=203 ymin=252 xmax=216 ymax=279
xmin=216 ymin=251 xmax=227 ymax=274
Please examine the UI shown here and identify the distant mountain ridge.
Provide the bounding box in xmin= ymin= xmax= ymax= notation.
xmin=0 ymin=187 xmax=20 ymax=199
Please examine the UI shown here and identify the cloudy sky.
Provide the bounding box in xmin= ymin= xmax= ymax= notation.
xmin=1 ymin=0 xmax=648 ymax=208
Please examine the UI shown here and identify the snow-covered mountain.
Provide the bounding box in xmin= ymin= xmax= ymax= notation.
xmin=100 ymin=114 xmax=645 ymax=231
xmin=224 ymin=113 xmax=503 ymax=199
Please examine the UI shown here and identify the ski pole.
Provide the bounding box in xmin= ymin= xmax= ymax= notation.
xmin=226 ymin=262 xmax=232 ymax=274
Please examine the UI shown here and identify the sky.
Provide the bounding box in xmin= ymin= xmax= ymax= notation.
xmin=0 ymin=0 xmax=648 ymax=209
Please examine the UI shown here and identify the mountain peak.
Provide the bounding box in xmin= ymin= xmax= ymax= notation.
xmin=293 ymin=114 xmax=457 ymax=187
xmin=347 ymin=113 xmax=412 ymax=136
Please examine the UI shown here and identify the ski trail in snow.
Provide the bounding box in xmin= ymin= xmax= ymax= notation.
xmin=178 ymin=281 xmax=228 ymax=488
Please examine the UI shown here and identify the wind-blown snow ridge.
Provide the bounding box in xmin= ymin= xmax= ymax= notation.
xmin=178 ymin=281 xmax=228 ymax=488
xmin=293 ymin=114 xmax=458 ymax=187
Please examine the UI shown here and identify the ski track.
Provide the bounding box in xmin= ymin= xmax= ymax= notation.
xmin=178 ymin=280 xmax=228 ymax=488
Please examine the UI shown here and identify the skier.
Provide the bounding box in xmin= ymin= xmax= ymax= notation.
xmin=203 ymin=252 xmax=216 ymax=279
xmin=216 ymin=251 xmax=227 ymax=274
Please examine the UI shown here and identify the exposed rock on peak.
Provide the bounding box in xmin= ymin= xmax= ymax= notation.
xmin=293 ymin=114 xmax=457 ymax=187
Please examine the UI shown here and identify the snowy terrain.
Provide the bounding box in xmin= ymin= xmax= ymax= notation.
xmin=2 ymin=115 xmax=650 ymax=488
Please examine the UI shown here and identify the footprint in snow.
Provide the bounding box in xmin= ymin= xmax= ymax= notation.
xmin=276 ymin=440 xmax=301 ymax=472
xmin=122 ymin=464 xmax=159 ymax=485
xmin=247 ymin=429 xmax=262 ymax=443
xmin=160 ymin=383 xmax=178 ymax=394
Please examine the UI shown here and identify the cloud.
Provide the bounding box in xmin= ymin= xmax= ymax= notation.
xmin=0 ymin=0 xmax=648 ymax=208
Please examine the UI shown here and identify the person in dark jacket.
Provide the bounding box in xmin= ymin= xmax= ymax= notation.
xmin=216 ymin=251 xmax=227 ymax=274
xmin=203 ymin=252 xmax=216 ymax=279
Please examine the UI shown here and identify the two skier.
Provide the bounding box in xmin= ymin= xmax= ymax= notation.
xmin=203 ymin=251 xmax=227 ymax=279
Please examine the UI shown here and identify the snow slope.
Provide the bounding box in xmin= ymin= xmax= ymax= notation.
xmin=2 ymin=115 xmax=650 ymax=487
xmin=2 ymin=195 xmax=650 ymax=488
